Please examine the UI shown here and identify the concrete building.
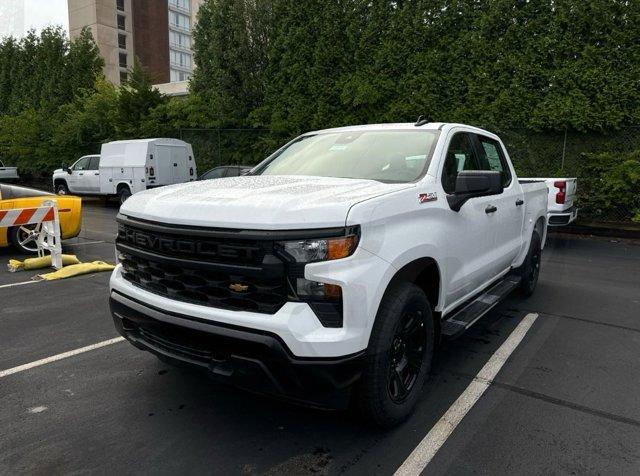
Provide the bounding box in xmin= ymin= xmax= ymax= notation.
xmin=0 ymin=0 xmax=26 ymax=40
xmin=68 ymin=0 xmax=202 ymax=91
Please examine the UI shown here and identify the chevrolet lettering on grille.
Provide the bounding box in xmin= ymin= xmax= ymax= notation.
xmin=118 ymin=226 xmax=259 ymax=261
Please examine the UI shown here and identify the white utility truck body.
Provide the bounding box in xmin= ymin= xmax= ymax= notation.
xmin=109 ymin=123 xmax=548 ymax=426
xmin=52 ymin=139 xmax=196 ymax=202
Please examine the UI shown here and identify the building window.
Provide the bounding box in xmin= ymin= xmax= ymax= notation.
xmin=169 ymin=11 xmax=190 ymax=31
xmin=170 ymin=50 xmax=192 ymax=69
xmin=169 ymin=31 xmax=191 ymax=49
xmin=169 ymin=0 xmax=190 ymax=13
xmin=118 ymin=33 xmax=126 ymax=49
xmin=116 ymin=0 xmax=124 ymax=12
xmin=171 ymin=69 xmax=190 ymax=82
xmin=120 ymin=71 xmax=128 ymax=84
xmin=117 ymin=14 xmax=125 ymax=30
xmin=119 ymin=52 xmax=127 ymax=68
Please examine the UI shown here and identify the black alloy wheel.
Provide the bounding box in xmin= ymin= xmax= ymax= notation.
xmin=388 ymin=310 xmax=427 ymax=403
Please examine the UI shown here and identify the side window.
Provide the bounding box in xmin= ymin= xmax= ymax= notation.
xmin=202 ymin=167 xmax=226 ymax=180
xmin=72 ymin=157 xmax=90 ymax=171
xmin=88 ymin=156 xmax=100 ymax=170
xmin=476 ymin=136 xmax=512 ymax=187
xmin=441 ymin=133 xmax=480 ymax=194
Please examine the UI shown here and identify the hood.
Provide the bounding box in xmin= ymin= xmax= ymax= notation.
xmin=120 ymin=175 xmax=413 ymax=229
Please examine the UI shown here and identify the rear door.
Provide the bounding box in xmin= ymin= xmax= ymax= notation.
xmin=170 ymin=146 xmax=189 ymax=184
xmin=472 ymin=134 xmax=524 ymax=272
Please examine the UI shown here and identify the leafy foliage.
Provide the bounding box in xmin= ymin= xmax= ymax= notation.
xmin=1 ymin=1 xmax=639 ymax=222
xmin=577 ymin=151 xmax=640 ymax=222
xmin=117 ymin=61 xmax=167 ymax=138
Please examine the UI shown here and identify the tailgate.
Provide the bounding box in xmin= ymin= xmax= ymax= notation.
xmin=546 ymin=178 xmax=577 ymax=212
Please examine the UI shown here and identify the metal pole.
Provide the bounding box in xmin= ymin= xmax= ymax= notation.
xmin=561 ymin=126 xmax=568 ymax=172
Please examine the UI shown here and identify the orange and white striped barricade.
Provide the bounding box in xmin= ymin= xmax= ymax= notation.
xmin=0 ymin=199 xmax=63 ymax=269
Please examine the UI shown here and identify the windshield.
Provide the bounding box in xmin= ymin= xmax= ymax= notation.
xmin=256 ymin=130 xmax=439 ymax=183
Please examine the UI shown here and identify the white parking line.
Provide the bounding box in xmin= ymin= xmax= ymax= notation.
xmin=0 ymin=337 xmax=125 ymax=378
xmin=0 ymin=280 xmax=40 ymax=290
xmin=394 ymin=312 xmax=538 ymax=476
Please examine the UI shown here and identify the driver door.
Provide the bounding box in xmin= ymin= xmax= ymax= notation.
xmin=440 ymin=132 xmax=504 ymax=308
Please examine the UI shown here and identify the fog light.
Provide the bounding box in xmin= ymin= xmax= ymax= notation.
xmin=296 ymin=278 xmax=341 ymax=299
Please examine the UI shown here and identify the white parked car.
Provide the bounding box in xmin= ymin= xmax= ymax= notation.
xmin=0 ymin=160 xmax=19 ymax=181
xmin=53 ymin=139 xmax=197 ymax=203
xmin=109 ymin=122 xmax=549 ymax=427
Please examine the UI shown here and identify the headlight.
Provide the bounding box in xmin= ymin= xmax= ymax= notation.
xmin=278 ymin=228 xmax=359 ymax=306
xmin=279 ymin=232 xmax=359 ymax=263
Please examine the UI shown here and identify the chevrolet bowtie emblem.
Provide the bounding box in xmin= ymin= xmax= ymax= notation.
xmin=229 ymin=283 xmax=249 ymax=292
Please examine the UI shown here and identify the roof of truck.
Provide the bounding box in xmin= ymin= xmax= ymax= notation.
xmin=305 ymin=122 xmax=495 ymax=136
xmin=103 ymin=138 xmax=187 ymax=145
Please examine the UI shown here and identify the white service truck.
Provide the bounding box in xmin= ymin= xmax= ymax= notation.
xmin=109 ymin=123 xmax=548 ymax=427
xmin=53 ymin=139 xmax=196 ymax=203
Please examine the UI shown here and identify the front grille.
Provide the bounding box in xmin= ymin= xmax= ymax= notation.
xmin=119 ymin=252 xmax=287 ymax=314
xmin=117 ymin=221 xmax=288 ymax=314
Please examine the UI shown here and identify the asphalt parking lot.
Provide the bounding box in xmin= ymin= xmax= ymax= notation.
xmin=1 ymin=200 xmax=640 ymax=475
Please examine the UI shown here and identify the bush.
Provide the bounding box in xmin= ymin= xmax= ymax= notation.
xmin=576 ymin=151 xmax=640 ymax=222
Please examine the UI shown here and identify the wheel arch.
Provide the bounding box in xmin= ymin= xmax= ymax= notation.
xmin=535 ymin=215 xmax=547 ymax=249
xmin=53 ymin=178 xmax=68 ymax=189
xmin=381 ymin=257 xmax=442 ymax=339
xmin=116 ymin=182 xmax=131 ymax=193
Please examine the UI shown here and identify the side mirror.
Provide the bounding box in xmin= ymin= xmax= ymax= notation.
xmin=447 ymin=170 xmax=503 ymax=212
xmin=66 ymin=167 xmax=72 ymax=174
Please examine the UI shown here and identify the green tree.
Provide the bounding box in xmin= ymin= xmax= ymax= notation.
xmin=117 ymin=60 xmax=167 ymax=138
xmin=192 ymin=0 xmax=273 ymax=126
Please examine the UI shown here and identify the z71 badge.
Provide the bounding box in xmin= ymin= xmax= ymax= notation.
xmin=419 ymin=192 xmax=438 ymax=203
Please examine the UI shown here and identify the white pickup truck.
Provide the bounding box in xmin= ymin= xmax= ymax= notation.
xmin=529 ymin=177 xmax=578 ymax=226
xmin=0 ymin=160 xmax=19 ymax=182
xmin=109 ymin=123 xmax=548 ymax=427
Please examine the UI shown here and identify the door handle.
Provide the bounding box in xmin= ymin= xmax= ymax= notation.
xmin=78 ymin=172 xmax=84 ymax=175
xmin=515 ymin=199 xmax=524 ymax=206
xmin=485 ymin=205 xmax=497 ymax=214
xmin=94 ymin=172 xmax=100 ymax=176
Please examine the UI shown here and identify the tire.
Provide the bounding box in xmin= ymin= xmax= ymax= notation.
xmin=56 ymin=182 xmax=69 ymax=195
xmin=9 ymin=225 xmax=41 ymax=255
xmin=118 ymin=186 xmax=132 ymax=205
xmin=518 ymin=230 xmax=542 ymax=297
xmin=356 ymin=282 xmax=435 ymax=428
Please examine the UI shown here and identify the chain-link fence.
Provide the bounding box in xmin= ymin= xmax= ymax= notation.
xmin=181 ymin=127 xmax=640 ymax=225
xmin=499 ymin=127 xmax=640 ymax=223
xmin=179 ymin=128 xmax=274 ymax=174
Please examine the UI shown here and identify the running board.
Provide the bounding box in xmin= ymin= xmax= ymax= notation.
xmin=441 ymin=275 xmax=521 ymax=338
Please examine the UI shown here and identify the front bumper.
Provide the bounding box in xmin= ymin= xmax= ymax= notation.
xmin=548 ymin=206 xmax=578 ymax=226
xmin=110 ymin=290 xmax=364 ymax=409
